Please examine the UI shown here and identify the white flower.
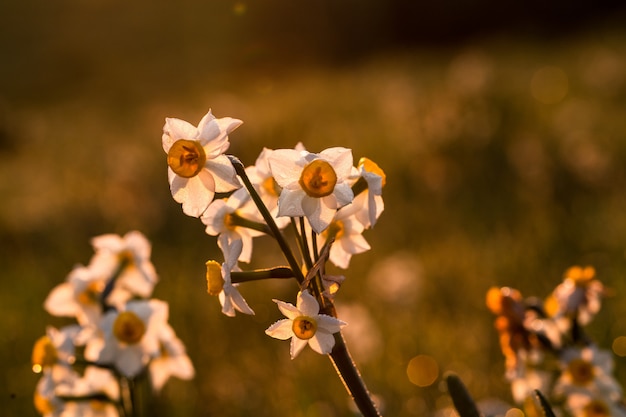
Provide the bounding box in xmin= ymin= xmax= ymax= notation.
xmin=352 ymin=157 xmax=385 ymax=228
xmin=88 ymin=231 xmax=158 ymax=307
xmin=162 ymin=110 xmax=242 ymax=217
xmin=268 ymin=147 xmax=354 ymax=233
xmin=553 ymin=346 xmax=622 ymax=403
xmin=201 ymin=188 xmax=264 ymax=263
xmin=265 ymin=290 xmax=346 ymax=359
xmin=317 ymin=205 xmax=371 ymax=269
xmin=32 ymin=325 xmax=81 ymax=373
xmin=149 ymin=323 xmax=195 ymax=392
xmin=85 ymin=299 xmax=169 ymax=378
xmin=44 ymin=266 xmax=106 ymax=326
xmin=244 ymin=147 xmax=291 ymax=230
xmin=205 ymin=235 xmax=255 ymax=317
xmin=548 ymin=265 xmax=604 ymax=326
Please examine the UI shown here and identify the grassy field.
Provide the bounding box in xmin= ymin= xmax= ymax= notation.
xmin=2 ymin=3 xmax=626 ymax=416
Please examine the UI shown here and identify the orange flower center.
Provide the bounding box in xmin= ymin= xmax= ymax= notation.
xmin=568 ymin=358 xmax=595 ymax=385
xmin=113 ymin=311 xmax=146 ymax=344
xmin=262 ymin=176 xmax=281 ymax=197
xmin=31 ymin=335 xmax=58 ymax=372
xmin=583 ymin=399 xmax=611 ymax=417
xmin=292 ymin=316 xmax=318 ymax=340
xmin=167 ymin=139 xmax=207 ymax=178
xmin=299 ymin=160 xmax=337 ymax=198
xmin=323 ymin=220 xmax=345 ymax=241
xmin=77 ymin=281 xmax=105 ymax=305
xmin=206 ymin=260 xmax=224 ymax=296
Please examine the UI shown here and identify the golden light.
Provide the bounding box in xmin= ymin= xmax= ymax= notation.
xmin=406 ymin=354 xmax=439 ymax=387
xmin=612 ymin=336 xmax=626 ymax=357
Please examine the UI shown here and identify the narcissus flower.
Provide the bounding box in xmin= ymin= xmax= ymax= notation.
xmin=88 ymin=231 xmax=158 ymax=307
xmin=205 ymin=235 xmax=255 ymax=317
xmin=162 ymin=110 xmax=242 ymax=217
xmin=318 ymin=206 xmax=371 ymax=269
xmin=265 ymin=290 xmax=346 ymax=359
xmin=85 ymin=299 xmax=169 ymax=378
xmin=268 ymin=147 xmax=354 ymax=233
xmin=201 ymin=188 xmax=264 ymax=263
xmin=353 ymin=157 xmax=386 ymax=228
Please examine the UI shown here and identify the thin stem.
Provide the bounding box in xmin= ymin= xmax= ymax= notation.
xmin=231 ymin=267 xmax=294 ymax=283
xmin=229 ymin=156 xmax=305 ymax=284
xmin=329 ymin=332 xmax=382 ymax=417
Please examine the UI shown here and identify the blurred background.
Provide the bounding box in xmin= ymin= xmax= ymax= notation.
xmin=3 ymin=0 xmax=626 ymax=416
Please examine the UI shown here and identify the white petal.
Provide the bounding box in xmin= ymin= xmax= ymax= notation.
xmin=227 ymin=286 xmax=255 ymax=315
xmin=320 ymin=147 xmax=353 ymax=179
xmin=44 ymin=283 xmax=79 ymax=317
xmin=290 ymin=337 xmax=308 ymax=359
xmin=162 ymin=118 xmax=199 ymax=150
xmin=302 ymin=197 xmax=333 ymax=233
xmin=308 ymin=332 xmax=336 ymax=355
xmin=174 ymin=172 xmax=216 ymax=218
xmin=332 ymin=183 xmax=354 ymax=208
xmin=205 ymin=155 xmax=240 ymax=192
xmin=277 ymin=189 xmax=306 ymax=217
xmin=317 ymin=314 xmax=347 ymax=333
xmin=297 ymin=290 xmax=320 ymax=317
xmin=265 ymin=319 xmax=294 ymax=340
xmin=268 ymin=149 xmax=303 ymax=187
xmin=273 ymin=299 xmax=300 ymax=319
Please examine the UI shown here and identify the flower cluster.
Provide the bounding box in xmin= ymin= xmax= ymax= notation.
xmin=162 ymin=109 xmax=385 ymax=362
xmin=487 ymin=266 xmax=626 ymax=417
xmin=33 ymin=231 xmax=194 ymax=417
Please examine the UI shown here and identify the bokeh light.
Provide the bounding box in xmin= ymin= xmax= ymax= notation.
xmin=407 ymin=355 xmax=439 ymax=387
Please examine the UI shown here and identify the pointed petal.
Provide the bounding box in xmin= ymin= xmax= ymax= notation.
xmin=205 ymin=155 xmax=240 ymax=192
xmin=308 ymin=332 xmax=336 ymax=355
xmin=297 ymin=291 xmax=320 ymax=317
xmin=162 ymin=118 xmax=199 ymax=150
xmin=227 ymin=286 xmax=255 ymax=315
xmin=290 ymin=337 xmax=308 ymax=359
xmin=268 ymin=149 xmax=303 ymax=187
xmin=265 ymin=319 xmax=294 ymax=340
xmin=332 ymin=183 xmax=354 ymax=208
xmin=302 ymin=197 xmax=333 ymax=233
xmin=273 ymin=299 xmax=300 ymax=319
xmin=277 ymin=189 xmax=306 ymax=217
xmin=317 ymin=315 xmax=347 ymax=333
xmin=320 ymin=147 xmax=353 ymax=179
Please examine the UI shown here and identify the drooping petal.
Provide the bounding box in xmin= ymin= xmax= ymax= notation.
xmin=226 ymin=286 xmax=255 ymax=315
xmin=265 ymin=319 xmax=294 ymax=340
xmin=44 ymin=283 xmax=79 ymax=317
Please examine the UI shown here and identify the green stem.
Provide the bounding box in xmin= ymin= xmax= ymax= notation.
xmin=229 ymin=155 xmax=305 ymax=284
xmin=228 ymin=212 xmax=274 ymax=236
xmin=329 ymin=332 xmax=382 ymax=417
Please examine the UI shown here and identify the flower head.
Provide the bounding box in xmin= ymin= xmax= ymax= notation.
xmin=352 ymin=157 xmax=386 ymax=228
xmin=88 ymin=231 xmax=159 ymax=308
xmin=205 ymin=235 xmax=255 ymax=317
xmin=547 ymin=265 xmax=604 ymax=326
xmin=84 ymin=299 xmax=169 ymax=378
xmin=201 ymin=187 xmax=264 ymax=263
xmin=268 ymin=147 xmax=354 ymax=233
xmin=318 ymin=205 xmax=371 ymax=269
xmin=162 ymin=110 xmax=242 ymax=217
xmin=265 ymin=290 xmax=346 ymax=359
